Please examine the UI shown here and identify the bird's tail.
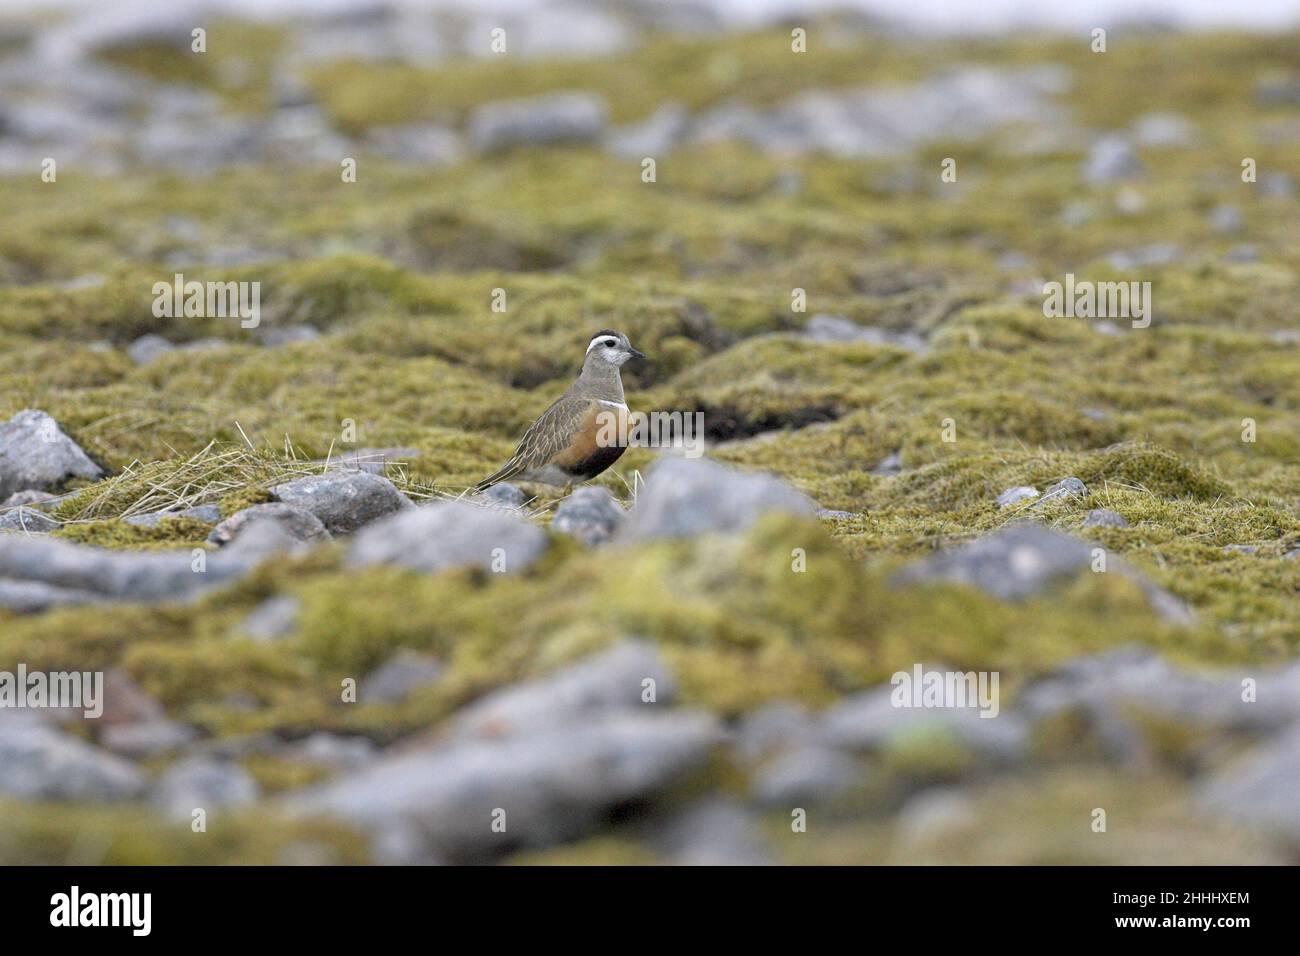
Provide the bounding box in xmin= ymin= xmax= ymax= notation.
xmin=473 ymin=460 xmax=523 ymax=492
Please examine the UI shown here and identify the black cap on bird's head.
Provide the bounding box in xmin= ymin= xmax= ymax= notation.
xmin=585 ymin=329 xmax=645 ymax=365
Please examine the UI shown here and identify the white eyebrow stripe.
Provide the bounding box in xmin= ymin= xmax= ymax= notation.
xmin=586 ymin=337 xmax=615 ymax=355
xmin=597 ymin=400 xmax=628 ymax=409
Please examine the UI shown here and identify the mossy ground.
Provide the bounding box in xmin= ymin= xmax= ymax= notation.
xmin=1 ymin=25 xmax=1298 ymax=863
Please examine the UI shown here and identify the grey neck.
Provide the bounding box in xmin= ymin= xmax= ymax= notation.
xmin=578 ymin=356 xmax=626 ymax=403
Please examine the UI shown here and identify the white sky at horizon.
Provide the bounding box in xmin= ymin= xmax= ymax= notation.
xmin=6 ymin=0 xmax=1300 ymax=33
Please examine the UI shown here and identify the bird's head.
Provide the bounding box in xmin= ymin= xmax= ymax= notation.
xmin=584 ymin=329 xmax=645 ymax=369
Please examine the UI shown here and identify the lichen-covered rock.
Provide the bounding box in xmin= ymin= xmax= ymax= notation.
xmin=618 ymin=458 xmax=816 ymax=542
xmin=468 ymin=92 xmax=607 ymax=153
xmin=0 ymin=409 xmax=103 ymax=500
xmin=347 ymin=500 xmax=547 ymax=573
xmin=271 ymin=470 xmax=411 ymax=533
xmin=551 ymin=486 xmax=624 ymax=546
xmin=208 ymin=502 xmax=332 ymax=547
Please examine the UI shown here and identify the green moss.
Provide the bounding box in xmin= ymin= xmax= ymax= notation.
xmin=0 ymin=800 xmax=368 ymax=865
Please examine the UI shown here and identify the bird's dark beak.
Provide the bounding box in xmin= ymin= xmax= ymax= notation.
xmin=628 ymin=346 xmax=646 ymax=361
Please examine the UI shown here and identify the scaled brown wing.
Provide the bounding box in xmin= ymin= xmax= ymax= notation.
xmin=474 ymin=389 xmax=592 ymax=489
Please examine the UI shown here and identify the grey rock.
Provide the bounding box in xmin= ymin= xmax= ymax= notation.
xmin=0 ymin=578 xmax=104 ymax=612
xmin=996 ymin=251 xmax=1031 ymax=272
xmin=360 ymin=650 xmax=445 ymax=704
xmin=347 ymin=500 xmax=547 ymax=574
xmin=751 ymin=745 xmax=864 ymax=806
xmin=1223 ymin=544 xmax=1259 ymax=555
xmin=480 ymin=482 xmax=526 ymax=508
xmin=452 ymin=640 xmax=674 ymax=740
xmin=321 ymin=447 xmax=419 ymax=475
xmin=804 ymin=314 xmax=925 ymax=352
xmin=1259 ymin=171 xmax=1296 ymax=199
xmin=208 ymin=503 xmax=332 ymax=548
xmin=732 ymin=66 xmax=1064 ymax=159
xmin=2 ymin=489 xmax=56 ymax=509
xmin=258 ymin=323 xmax=321 ymax=347
xmin=0 ymin=533 xmax=276 ymax=609
xmin=153 ymin=756 xmax=258 ymax=822
xmin=996 ymin=485 xmax=1040 ymax=509
xmin=619 ymin=457 xmax=816 ymax=542
xmin=893 ymin=523 xmax=1194 ymax=622
xmin=126 ymin=333 xmax=174 ymax=365
xmin=819 ymin=683 xmax=1028 ymax=762
xmin=1083 ymin=134 xmax=1143 ymax=185
xmin=1198 ymin=727 xmax=1300 ymax=842
xmin=219 ymin=518 xmax=318 ymax=561
xmin=818 ymin=509 xmax=855 ymax=520
xmin=734 ymin=701 xmax=817 ymax=764
xmin=288 ymin=711 xmax=722 ymax=863
xmin=896 ymin=788 xmax=979 ymax=843
xmin=367 ymin=123 xmax=463 ymax=165
xmin=1083 ymin=508 xmax=1129 ymax=528
xmin=873 ymin=452 xmax=903 ymax=476
xmin=551 ymin=486 xmax=624 ymax=546
xmin=234 ymin=596 xmax=300 ymax=643
xmin=1106 ymin=243 xmax=1182 ymax=269
xmin=504 ymin=3 xmax=635 ymax=60
xmin=1131 ymin=112 xmax=1197 ymax=148
xmin=271 ymin=471 xmax=411 ymax=534
xmin=1020 ymin=647 xmax=1300 ymax=733
xmin=101 ymin=719 xmax=199 ymax=759
xmin=292 ymin=733 xmax=376 ymax=771
xmin=1255 ymin=71 xmax=1300 ymax=106
xmin=1039 ymin=476 xmax=1088 ymax=504
xmin=468 ymin=92 xmax=608 ymax=153
xmin=1208 ymin=204 xmax=1243 ymax=233
xmin=124 ymin=503 xmax=221 ymax=528
xmin=0 ymin=721 xmax=146 ymax=801
xmin=607 ymin=102 xmax=690 ymax=159
xmin=0 ymin=409 xmax=103 ymax=500
xmin=651 ymin=798 xmax=773 ymax=865
xmin=126 ymin=334 xmax=229 ymax=365
xmin=1226 ymin=244 xmax=1259 ymax=263
xmin=0 ymin=507 xmax=59 ymax=534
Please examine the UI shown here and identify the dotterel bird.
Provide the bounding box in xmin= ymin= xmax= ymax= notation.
xmin=475 ymin=330 xmax=645 ymax=490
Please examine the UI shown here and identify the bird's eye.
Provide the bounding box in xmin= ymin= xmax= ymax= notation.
xmin=604 ymin=340 xmax=617 ymax=348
